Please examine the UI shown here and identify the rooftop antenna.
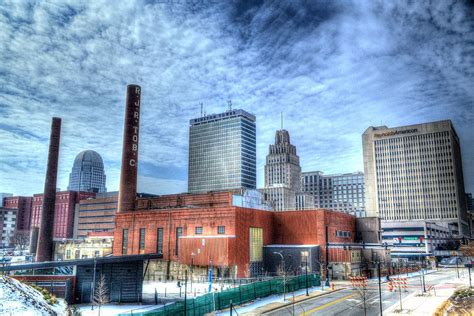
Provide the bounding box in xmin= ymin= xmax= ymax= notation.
xmin=227 ymin=99 xmax=232 ymax=111
xmin=200 ymin=103 xmax=203 ymax=117
xmin=281 ymin=112 xmax=284 ymax=130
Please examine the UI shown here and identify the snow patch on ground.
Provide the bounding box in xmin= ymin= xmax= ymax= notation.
xmin=142 ymin=280 xmax=235 ymax=298
xmin=0 ymin=276 xmax=57 ymax=315
xmin=77 ymin=304 xmax=159 ymax=316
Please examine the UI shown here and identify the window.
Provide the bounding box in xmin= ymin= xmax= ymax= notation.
xmin=175 ymin=227 xmax=183 ymax=256
xmin=217 ymin=226 xmax=225 ymax=234
xmin=66 ymin=249 xmax=71 ymax=259
xmin=157 ymin=228 xmax=164 ymax=254
xmin=249 ymin=227 xmax=263 ymax=262
xmin=75 ymin=249 xmax=80 ymax=259
xmin=122 ymin=229 xmax=129 ymax=255
xmin=139 ymin=228 xmax=146 ymax=253
xmin=94 ymin=250 xmax=100 ymax=257
xmin=195 ymin=227 xmax=203 ymax=235
xmin=301 ymin=251 xmax=309 ymax=264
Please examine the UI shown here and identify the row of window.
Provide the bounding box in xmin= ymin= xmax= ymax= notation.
xmin=336 ymin=231 xmax=352 ymax=238
xmin=122 ymin=226 xmax=227 ymax=255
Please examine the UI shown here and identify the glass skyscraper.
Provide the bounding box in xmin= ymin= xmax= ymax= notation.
xmin=68 ymin=150 xmax=107 ymax=193
xmin=188 ymin=109 xmax=256 ymax=193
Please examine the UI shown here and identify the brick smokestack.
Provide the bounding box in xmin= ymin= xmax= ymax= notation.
xmin=117 ymin=85 xmax=141 ymax=213
xmin=36 ymin=117 xmax=61 ymax=262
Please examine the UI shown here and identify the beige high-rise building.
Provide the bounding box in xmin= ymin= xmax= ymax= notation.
xmin=260 ymin=129 xmax=314 ymax=211
xmin=362 ymin=120 xmax=469 ymax=236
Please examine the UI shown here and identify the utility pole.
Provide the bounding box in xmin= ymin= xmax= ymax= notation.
xmin=325 ymin=225 xmax=330 ymax=287
xmin=377 ymin=261 xmax=383 ymax=315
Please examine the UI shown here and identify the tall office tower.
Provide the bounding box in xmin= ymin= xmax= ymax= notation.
xmin=68 ymin=150 xmax=107 ymax=193
xmin=188 ymin=109 xmax=256 ymax=193
xmin=264 ymin=130 xmax=301 ymax=190
xmin=363 ymin=120 xmax=469 ymax=236
xmin=302 ymin=171 xmax=365 ymax=216
xmin=260 ymin=129 xmax=314 ymax=211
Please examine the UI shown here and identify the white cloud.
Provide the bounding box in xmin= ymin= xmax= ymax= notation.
xmin=0 ymin=0 xmax=472 ymax=196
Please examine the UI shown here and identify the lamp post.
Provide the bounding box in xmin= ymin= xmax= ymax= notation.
xmin=305 ymin=257 xmax=309 ymax=296
xmin=191 ymin=252 xmax=195 ymax=293
xmin=273 ymin=251 xmax=286 ymax=300
xmin=377 ymin=261 xmax=383 ymax=316
xmin=91 ymin=257 xmax=97 ymax=310
xmin=325 ymin=225 xmax=330 ymax=287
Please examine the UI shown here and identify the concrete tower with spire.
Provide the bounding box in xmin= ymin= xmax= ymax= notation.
xmin=260 ymin=118 xmax=314 ymax=211
xmin=264 ymin=129 xmax=302 ymax=191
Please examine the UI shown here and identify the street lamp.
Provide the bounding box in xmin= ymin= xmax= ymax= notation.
xmin=191 ymin=252 xmax=195 ymax=293
xmin=273 ymin=251 xmax=286 ymax=301
xmin=91 ymin=257 xmax=97 ymax=310
xmin=305 ymin=256 xmax=309 ymax=296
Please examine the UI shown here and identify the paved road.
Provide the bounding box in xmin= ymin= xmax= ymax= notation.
xmin=264 ymin=268 xmax=459 ymax=316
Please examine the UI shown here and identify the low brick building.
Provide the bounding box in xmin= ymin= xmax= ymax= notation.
xmin=113 ymin=191 xmax=357 ymax=278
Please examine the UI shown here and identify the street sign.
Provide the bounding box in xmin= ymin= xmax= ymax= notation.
xmin=465 ymin=263 xmax=473 ymax=268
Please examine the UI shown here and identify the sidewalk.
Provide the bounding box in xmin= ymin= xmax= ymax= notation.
xmin=384 ymin=281 xmax=462 ymax=315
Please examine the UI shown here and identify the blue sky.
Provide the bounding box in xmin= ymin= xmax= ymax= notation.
xmin=0 ymin=0 xmax=473 ymax=196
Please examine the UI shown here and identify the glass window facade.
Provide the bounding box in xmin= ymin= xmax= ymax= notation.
xmin=188 ymin=109 xmax=256 ymax=193
xmin=68 ymin=150 xmax=107 ymax=193
xmin=249 ymin=227 xmax=263 ymax=262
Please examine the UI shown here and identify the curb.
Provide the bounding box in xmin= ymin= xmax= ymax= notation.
xmin=260 ymin=288 xmax=346 ymax=315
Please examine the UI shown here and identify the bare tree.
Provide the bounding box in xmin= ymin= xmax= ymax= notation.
xmin=9 ymin=230 xmax=30 ymax=250
xmin=94 ymin=274 xmax=109 ymax=315
xmin=460 ymin=240 xmax=474 ymax=258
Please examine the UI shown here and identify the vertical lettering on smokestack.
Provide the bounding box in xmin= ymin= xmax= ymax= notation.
xmin=36 ymin=117 xmax=61 ymax=262
xmin=118 ymin=85 xmax=141 ymax=213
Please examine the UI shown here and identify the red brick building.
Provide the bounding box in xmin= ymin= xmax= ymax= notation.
xmin=31 ymin=191 xmax=95 ymax=239
xmin=113 ymin=192 xmax=356 ymax=277
xmin=3 ymin=196 xmax=33 ymax=231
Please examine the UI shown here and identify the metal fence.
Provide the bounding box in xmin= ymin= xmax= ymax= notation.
xmin=121 ymin=274 xmax=321 ymax=316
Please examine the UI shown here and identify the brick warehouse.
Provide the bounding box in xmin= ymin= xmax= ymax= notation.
xmin=31 ymin=191 xmax=96 ymax=239
xmin=113 ymin=191 xmax=356 ymax=278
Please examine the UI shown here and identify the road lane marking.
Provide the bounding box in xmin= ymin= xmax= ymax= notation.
xmin=301 ymin=294 xmax=357 ymax=316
